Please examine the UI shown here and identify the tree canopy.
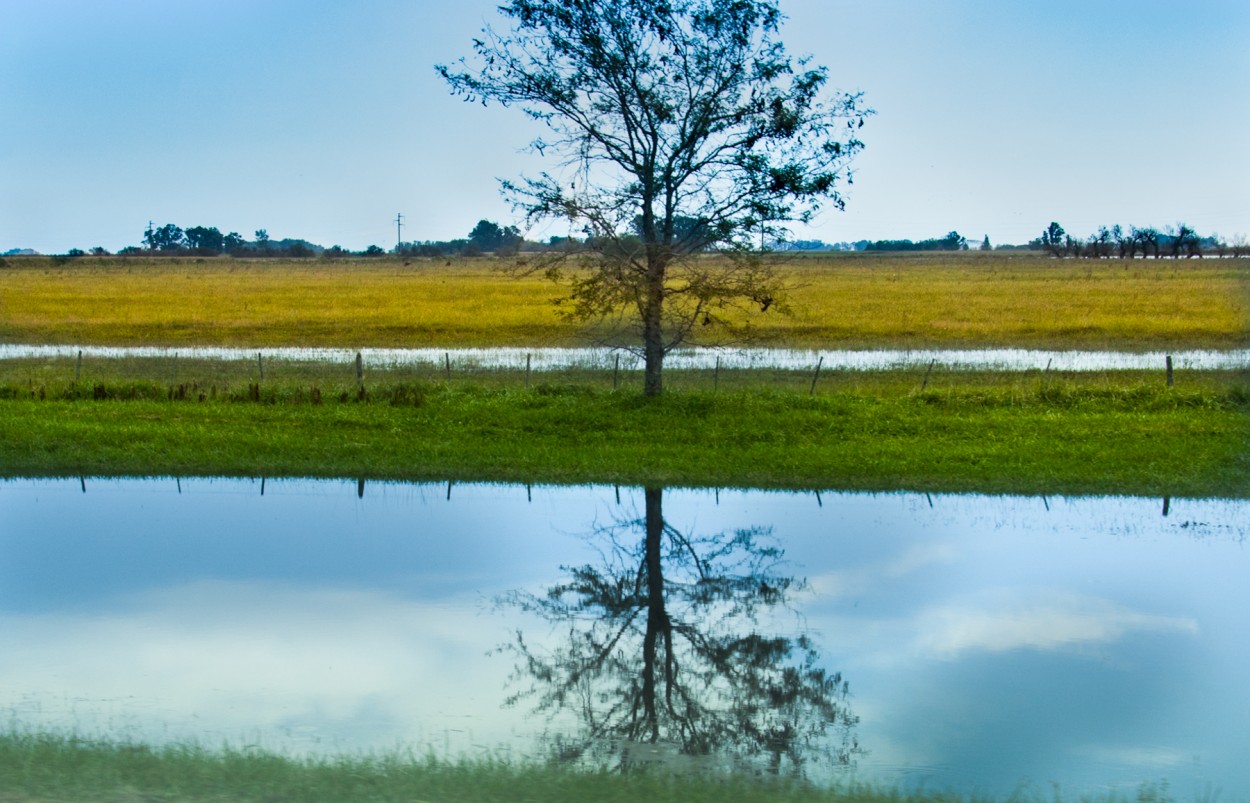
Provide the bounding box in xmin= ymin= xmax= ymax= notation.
xmin=439 ymin=0 xmax=870 ymax=395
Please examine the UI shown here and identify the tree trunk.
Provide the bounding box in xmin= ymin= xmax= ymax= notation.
xmin=640 ymin=486 xmax=667 ymax=742
xmin=642 ymin=259 xmax=665 ymax=397
xmin=643 ymin=322 xmax=664 ymax=396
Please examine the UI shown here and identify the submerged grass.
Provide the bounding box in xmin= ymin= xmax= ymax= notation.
xmin=2 ymin=253 xmax=1246 ymax=350
xmin=0 ymin=729 xmax=1192 ymax=803
xmin=1 ymin=360 xmax=1245 ymax=497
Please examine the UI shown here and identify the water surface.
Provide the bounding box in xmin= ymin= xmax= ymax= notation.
xmin=3 ymin=344 xmax=1248 ymax=372
xmin=1 ymin=478 xmax=1247 ymax=798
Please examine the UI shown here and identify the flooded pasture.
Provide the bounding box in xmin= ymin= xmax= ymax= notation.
xmin=1 ymin=478 xmax=1247 ymax=798
xmin=3 ymin=343 xmax=1249 ymax=372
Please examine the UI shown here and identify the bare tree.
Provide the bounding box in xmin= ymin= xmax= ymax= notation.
xmin=1166 ymin=223 xmax=1201 ymax=259
xmin=1087 ymin=226 xmax=1113 ymax=259
xmin=1132 ymin=225 xmax=1161 ymax=259
xmin=1112 ymin=224 xmax=1132 ymax=259
xmin=439 ymin=0 xmax=870 ymax=395
xmin=497 ymin=487 xmax=859 ymax=776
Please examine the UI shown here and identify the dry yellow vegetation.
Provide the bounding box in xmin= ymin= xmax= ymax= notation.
xmin=775 ymin=252 xmax=1249 ymax=349
xmin=1 ymin=252 xmax=1246 ymax=349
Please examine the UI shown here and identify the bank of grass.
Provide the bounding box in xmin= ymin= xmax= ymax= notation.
xmin=2 ymin=252 xmax=1246 ymax=350
xmin=0 ymin=730 xmax=1184 ymax=803
xmin=2 ymin=360 xmax=1246 ymax=497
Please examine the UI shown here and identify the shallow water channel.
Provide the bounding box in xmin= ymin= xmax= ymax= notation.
xmin=4 ymin=343 xmax=1250 ymax=372
xmin=2 ymin=478 xmax=1247 ymax=798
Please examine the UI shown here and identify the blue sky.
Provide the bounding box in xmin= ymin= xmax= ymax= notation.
xmin=3 ymin=0 xmax=1247 ymax=254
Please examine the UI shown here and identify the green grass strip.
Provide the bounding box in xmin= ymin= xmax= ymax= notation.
xmin=0 ymin=729 xmax=1185 ymax=803
xmin=1 ymin=379 xmax=1245 ymax=497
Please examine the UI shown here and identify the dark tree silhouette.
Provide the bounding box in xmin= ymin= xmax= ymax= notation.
xmin=1040 ymin=221 xmax=1066 ymax=258
xmin=1132 ymin=225 xmax=1161 ymax=259
xmin=184 ymin=225 xmax=224 ymax=254
xmin=498 ymin=487 xmax=859 ymax=777
xmin=143 ymin=223 xmax=185 ymax=252
xmin=440 ymin=0 xmax=870 ymax=396
xmin=468 ymin=219 xmax=523 ymax=253
xmin=1112 ymin=224 xmax=1131 ymax=259
xmin=1087 ymin=226 xmax=1113 ymax=259
xmin=1168 ymin=223 xmax=1201 ymax=258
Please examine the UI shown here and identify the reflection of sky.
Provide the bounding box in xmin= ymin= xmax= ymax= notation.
xmin=2 ymin=479 xmax=1248 ymax=798
xmin=1 ymin=478 xmax=598 ymax=610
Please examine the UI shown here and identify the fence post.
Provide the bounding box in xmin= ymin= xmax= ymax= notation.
xmin=75 ymin=350 xmax=82 ymax=382
xmin=526 ymin=353 xmax=531 ymax=389
xmin=613 ymin=354 xmax=620 ymax=390
xmin=809 ymin=355 xmax=824 ymax=396
xmin=1166 ymin=355 xmax=1173 ymax=387
xmin=713 ymin=356 xmax=721 ymax=392
xmin=257 ymin=352 xmax=265 ymax=381
xmin=356 ymin=352 xmax=364 ymax=388
xmin=920 ymin=359 xmax=936 ymax=392
xmin=445 ymin=352 xmax=452 ymax=381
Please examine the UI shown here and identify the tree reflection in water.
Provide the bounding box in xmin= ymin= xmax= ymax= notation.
xmin=498 ymin=487 xmax=860 ymax=777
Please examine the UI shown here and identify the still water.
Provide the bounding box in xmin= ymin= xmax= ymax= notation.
xmin=3 ymin=343 xmax=1249 ymax=372
xmin=2 ymin=478 xmax=1247 ymax=798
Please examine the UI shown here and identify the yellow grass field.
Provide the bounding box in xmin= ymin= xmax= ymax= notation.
xmin=2 ymin=252 xmax=1246 ymax=349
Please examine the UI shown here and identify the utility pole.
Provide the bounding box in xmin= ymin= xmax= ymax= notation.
xmin=394 ymin=212 xmax=404 ymax=251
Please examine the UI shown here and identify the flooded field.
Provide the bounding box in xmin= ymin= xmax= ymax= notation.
xmin=2 ymin=478 xmax=1247 ymax=798
xmin=3 ymin=344 xmax=1248 ymax=372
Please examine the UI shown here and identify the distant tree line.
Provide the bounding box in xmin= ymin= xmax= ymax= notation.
xmin=43 ymin=218 xmax=985 ymax=261
xmin=1032 ymin=221 xmax=1246 ymax=259
xmin=105 ymin=224 xmax=325 ymax=258
xmin=859 ymin=231 xmax=969 ymax=252
xmin=23 ymin=219 xmax=1250 ymax=261
xmin=768 ymin=232 xmax=973 ymax=252
xmin=396 ymin=219 xmax=524 ymax=257
xmin=87 ymin=219 xmax=535 ymax=260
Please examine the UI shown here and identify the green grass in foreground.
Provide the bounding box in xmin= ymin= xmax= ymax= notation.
xmin=1 ymin=362 xmax=1246 ymax=497
xmin=0 ymin=730 xmax=1185 ymax=803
